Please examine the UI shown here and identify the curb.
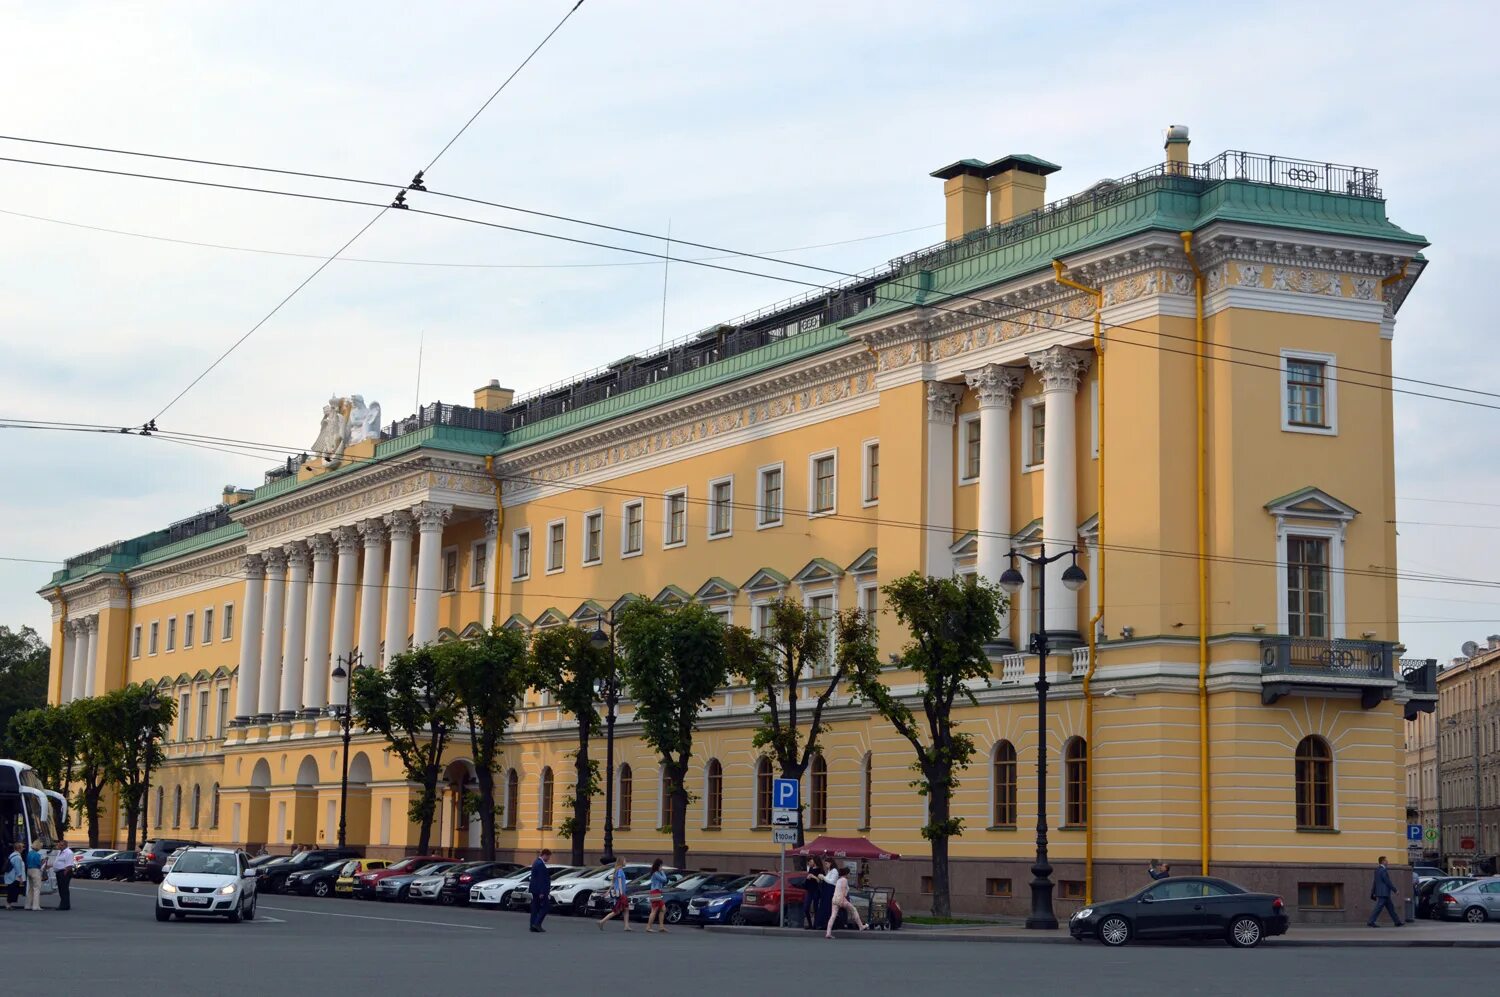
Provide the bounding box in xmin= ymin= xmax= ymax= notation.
xmin=702 ymin=925 xmax=1500 ymax=948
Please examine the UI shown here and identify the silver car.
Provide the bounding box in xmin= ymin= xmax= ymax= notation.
xmin=407 ymin=871 xmax=448 ymax=903
xmin=1438 ymin=878 xmax=1500 ymax=922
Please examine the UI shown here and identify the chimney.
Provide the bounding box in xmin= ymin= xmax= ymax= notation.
xmin=473 ymin=379 xmax=515 ymax=411
xmin=1488 ymin=634 xmax=1500 ymax=650
xmin=984 ymin=155 xmax=1061 ymax=226
xmin=1164 ymin=124 xmax=1190 ymax=175
xmin=221 ymin=486 xmax=254 ymax=507
xmin=930 ymin=160 xmax=990 ymax=241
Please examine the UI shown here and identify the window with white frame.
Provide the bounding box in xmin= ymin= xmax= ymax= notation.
xmin=149 ymin=621 xmax=160 ymax=655
xmin=809 ymin=451 xmax=837 ymax=516
xmin=512 ymin=528 xmax=532 ymax=579
xmin=546 ymin=521 xmax=566 ymax=573
xmin=132 ymin=625 xmax=142 ymax=659
xmin=1023 ymin=399 xmax=1045 ymax=469
xmin=807 ymin=593 xmax=836 ymax=674
xmin=222 ymin=603 xmax=234 ymax=641
xmin=1281 ymin=350 xmax=1337 ymax=435
xmin=959 ymin=414 xmax=981 ymax=483
xmin=664 ymin=489 xmax=688 ymax=547
xmin=859 ymin=583 xmax=879 ymax=633
xmin=1269 ymin=488 xmax=1353 ymax=640
xmin=442 ymin=548 xmax=459 ymax=592
xmin=216 ymin=688 xmax=229 ymax=738
xmin=202 ymin=607 xmax=213 ymax=644
xmin=753 ymin=602 xmax=775 ymax=638
xmin=166 ymin=617 xmax=177 ymax=652
xmin=471 ymin=540 xmax=487 ymax=587
xmin=178 ymin=692 xmax=189 ymax=741
xmin=1286 ymin=535 xmax=1331 ymax=638
xmin=197 ymin=690 xmax=209 ymax=740
xmin=184 ymin=612 xmax=195 ymax=648
xmin=708 ymin=477 xmax=733 ymax=538
xmin=622 ymin=500 xmax=644 ymax=556
xmin=758 ymin=464 xmax=784 ymax=528
xmin=583 ymin=510 xmax=604 ymax=565
xmin=862 ymin=441 xmax=880 ymax=506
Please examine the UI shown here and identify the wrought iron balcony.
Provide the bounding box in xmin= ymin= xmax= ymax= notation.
xmin=1400 ymin=658 xmax=1439 ymax=719
xmin=1259 ymin=636 xmax=1395 ymax=709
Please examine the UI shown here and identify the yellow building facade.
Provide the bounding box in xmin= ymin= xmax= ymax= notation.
xmin=43 ymin=128 xmax=1438 ymax=920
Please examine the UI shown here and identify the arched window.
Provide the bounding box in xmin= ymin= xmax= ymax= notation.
xmin=210 ymin=784 xmax=220 ymax=829
xmin=810 ymin=754 xmax=828 ymax=828
xmin=504 ymin=769 xmax=518 ymax=830
xmin=154 ymin=786 xmax=164 ymax=828
xmin=1295 ymin=735 xmax=1333 ymax=829
xmin=617 ymin=764 xmax=633 ymax=830
xmin=705 ymin=759 xmax=723 ymax=829
xmin=755 ymin=758 xmax=772 ymax=827
xmin=1063 ymin=738 xmax=1087 ymax=827
xmin=861 ymin=752 xmax=873 ymax=830
xmin=992 ymin=741 xmax=1018 ymax=827
xmin=190 ymin=785 xmax=201 ymax=829
xmin=172 ymin=785 xmax=182 ymax=828
xmin=538 ymin=767 xmax=554 ymax=829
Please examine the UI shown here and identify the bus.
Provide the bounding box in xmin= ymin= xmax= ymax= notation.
xmin=0 ymin=759 xmax=61 ymax=855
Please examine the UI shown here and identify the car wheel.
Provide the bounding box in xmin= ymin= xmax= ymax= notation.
xmin=1227 ymin=916 xmax=1263 ymax=948
xmin=398 ymin=885 xmax=411 ymax=901
xmin=243 ymin=896 xmax=256 ymax=921
xmin=666 ymin=903 xmax=685 ymax=925
xmin=312 ymin=881 xmax=330 ymax=898
xmin=573 ymin=891 xmax=591 ymax=916
xmin=1097 ymin=915 xmax=1132 ymax=947
xmin=155 ymin=906 xmax=170 ymax=922
xmin=227 ymin=905 xmax=241 ymax=924
xmin=439 ymin=892 xmax=456 ymax=906
xmin=88 ymin=866 xmax=103 ymax=880
xmin=1464 ymin=906 xmax=1488 ymax=923
xmin=729 ymin=910 xmax=748 ymax=926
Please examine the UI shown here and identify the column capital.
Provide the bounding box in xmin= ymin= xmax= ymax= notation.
xmin=82 ymin=615 xmax=99 ymax=634
xmin=282 ymin=540 xmax=310 ymax=570
xmin=484 ymin=510 xmax=500 ymax=539
xmin=925 ymin=381 xmax=965 ymax=424
xmin=964 ymin=364 xmax=1025 ymax=410
xmin=358 ymin=517 xmax=387 ymax=548
xmin=414 ymin=502 xmax=452 ymax=533
xmin=334 ymin=525 xmax=362 ymax=555
xmin=384 ymin=509 xmax=416 ymax=540
xmin=308 ymin=533 xmax=335 ymax=561
xmin=1028 ymin=346 xmax=1092 ymax=393
xmin=262 ymin=547 xmax=288 ymax=573
xmin=242 ymin=554 xmax=265 ymax=579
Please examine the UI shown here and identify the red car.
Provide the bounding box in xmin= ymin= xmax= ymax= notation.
xmin=736 ymin=871 xmax=811 ymax=926
xmin=352 ymin=855 xmax=448 ymax=900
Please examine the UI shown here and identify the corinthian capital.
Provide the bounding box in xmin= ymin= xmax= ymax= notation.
xmin=308 ymin=533 xmax=335 ymax=562
xmin=964 ymin=364 xmax=1025 ymax=410
xmin=283 ymin=540 xmax=310 ymax=570
xmin=484 ymin=511 xmax=500 ymax=539
xmin=414 ymin=502 xmax=452 ymax=533
xmin=358 ymin=518 xmax=387 ymax=548
xmin=334 ymin=525 xmax=362 ymax=555
xmin=1028 ymin=346 xmax=1092 ymax=393
xmin=925 ymin=382 xmax=965 ymax=425
xmin=242 ymin=554 xmax=265 ymax=579
xmin=384 ymin=509 xmax=415 ymax=540
xmin=262 ymin=547 xmax=288 ymax=573
xmin=83 ymin=615 xmax=99 ymax=634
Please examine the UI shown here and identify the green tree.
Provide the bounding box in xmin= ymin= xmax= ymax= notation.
xmin=444 ymin=628 xmax=532 ymax=860
xmin=0 ymin=625 xmax=50 ymax=749
xmin=5 ymin=704 xmax=79 ymax=819
xmin=532 ymin=625 xmax=605 ymax=866
xmin=615 ymin=600 xmax=729 ymax=868
xmin=69 ymin=698 xmax=113 ymax=846
xmin=841 ymin=572 xmax=1004 ymax=918
xmin=350 ymin=646 xmax=459 ymax=853
xmin=97 ymin=684 xmax=176 ymax=850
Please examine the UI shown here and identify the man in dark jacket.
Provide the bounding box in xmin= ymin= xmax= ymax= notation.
xmin=1367 ymin=855 xmax=1404 ymax=927
xmin=529 ymin=849 xmax=553 ymax=933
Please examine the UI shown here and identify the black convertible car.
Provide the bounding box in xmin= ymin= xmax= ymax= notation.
xmin=1068 ymin=876 xmax=1288 ymax=948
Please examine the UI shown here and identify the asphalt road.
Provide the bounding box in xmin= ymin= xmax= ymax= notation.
xmin=3 ymin=881 xmax=1489 ymax=997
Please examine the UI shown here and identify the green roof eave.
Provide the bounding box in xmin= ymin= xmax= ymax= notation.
xmin=985 ymin=154 xmax=1061 ymax=177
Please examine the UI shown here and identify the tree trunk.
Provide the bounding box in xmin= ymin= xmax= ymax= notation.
xmin=85 ymin=784 xmax=104 ymax=847
xmin=928 ymin=773 xmax=952 ymax=918
xmin=123 ymin=794 xmax=140 ymax=851
xmin=475 ymin=765 xmax=496 ymax=861
xmin=668 ymin=762 xmax=689 ymax=868
xmin=571 ymin=729 xmax=591 ymax=867
xmin=416 ymin=763 xmax=440 ymax=854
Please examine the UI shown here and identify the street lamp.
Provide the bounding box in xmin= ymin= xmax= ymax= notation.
xmin=330 ymin=652 xmax=363 ymax=849
xmin=139 ymin=687 xmax=161 ymax=849
xmin=999 ymin=546 xmax=1087 ymax=931
xmin=589 ymin=616 xmax=620 ymax=865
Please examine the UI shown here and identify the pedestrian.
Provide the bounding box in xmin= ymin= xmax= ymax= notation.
xmin=528 ymin=847 xmax=553 ymax=933
xmin=4 ymin=842 xmax=23 ymax=909
xmin=803 ymin=857 xmax=824 ymax=929
xmin=1367 ymin=855 xmax=1404 ymax=927
xmin=645 ymin=859 xmax=670 ymax=933
xmin=599 ymin=856 xmax=633 ymax=932
xmin=25 ymin=839 xmax=44 ymax=910
xmin=825 ymin=862 xmax=867 ymax=938
xmin=52 ymin=837 xmax=76 ymax=911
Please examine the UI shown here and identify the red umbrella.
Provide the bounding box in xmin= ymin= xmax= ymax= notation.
xmin=790 ymin=835 xmax=901 ymax=861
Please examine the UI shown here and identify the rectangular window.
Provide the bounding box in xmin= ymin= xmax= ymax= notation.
xmin=1059 ymin=880 xmax=1086 ymax=901
xmin=443 ymin=549 xmax=458 ymax=592
xmin=149 ymin=621 xmax=160 ymax=655
xmin=809 ymin=594 xmax=835 ymax=674
xmin=222 ymin=604 xmax=234 ymax=641
xmin=197 ymin=691 xmax=209 ymax=740
xmin=920 ymin=876 xmax=935 ymax=895
xmin=1287 ymin=535 xmax=1330 ymax=638
xmin=513 ymin=529 xmax=532 ymax=579
xmin=754 ymin=603 xmax=775 ymax=639
xmin=547 ymin=521 xmax=566 ymax=573
xmin=1027 ymin=400 xmax=1046 ymax=468
xmin=583 ymin=511 xmax=603 ymax=565
xmin=471 ymin=541 xmax=488 ymax=587
xmin=664 ymin=489 xmax=687 ymax=547
xmin=202 ymin=608 xmax=213 ymax=644
xmin=166 ymin=617 xmax=177 ymax=652
xmin=178 ymin=692 xmax=189 ymax=742
xmin=810 ymin=452 xmax=836 ymax=516
xmin=709 ymin=478 xmax=733 ymax=538
xmin=184 ymin=612 xmax=195 ymax=648
xmin=758 ymin=464 xmax=784 ymax=528
xmin=132 ymin=625 xmax=142 ymax=659
xmin=217 ymin=689 xmax=229 ymax=738
xmin=862 ymin=441 xmax=880 ymax=505
xmin=961 ymin=416 xmax=981 ymax=482
xmin=1028 ymin=563 xmax=1043 ymax=638
xmin=622 ymin=500 xmax=644 ymax=556
xmin=1297 ymin=883 xmax=1343 ymax=910
xmin=985 ymin=878 xmax=1013 ymax=898
xmin=1287 ymin=359 xmax=1327 ymax=426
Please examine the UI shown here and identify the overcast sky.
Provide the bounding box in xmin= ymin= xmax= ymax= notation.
xmin=2 ymin=0 xmax=1496 ymax=663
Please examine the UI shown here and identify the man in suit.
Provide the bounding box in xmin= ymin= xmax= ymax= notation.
xmin=529 ymin=848 xmax=553 ymax=933
xmin=1367 ymin=855 xmax=1404 ymax=927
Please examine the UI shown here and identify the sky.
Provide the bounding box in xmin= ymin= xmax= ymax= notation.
xmin=1 ymin=0 xmax=1497 ymax=663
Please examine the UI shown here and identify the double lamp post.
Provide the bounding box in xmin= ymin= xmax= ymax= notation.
xmin=589 ymin=616 xmax=621 ymax=865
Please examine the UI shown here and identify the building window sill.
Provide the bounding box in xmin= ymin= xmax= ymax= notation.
xmin=987 ymin=824 xmax=1018 ymax=832
xmin=1295 ymin=826 xmax=1340 ymax=834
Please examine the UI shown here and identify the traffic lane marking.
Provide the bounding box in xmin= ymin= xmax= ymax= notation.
xmin=77 ymin=884 xmax=492 ymax=930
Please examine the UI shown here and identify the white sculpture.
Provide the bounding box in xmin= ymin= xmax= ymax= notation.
xmin=310 ymin=395 xmax=382 ymax=468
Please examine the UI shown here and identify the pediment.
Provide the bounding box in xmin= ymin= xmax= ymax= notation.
xmin=500 ymin=613 xmax=531 ymax=632
xmin=571 ymin=600 xmax=606 ymax=623
xmin=695 ymin=577 xmax=739 ymax=602
xmin=792 ymin=558 xmax=844 ymax=586
xmin=846 ymin=547 xmax=878 ymax=575
xmin=533 ymin=607 xmax=568 ymax=629
xmin=1265 ymin=486 xmax=1359 ymax=522
xmin=949 ymin=531 xmax=978 ymax=557
xmin=742 ymin=567 xmax=790 ymax=593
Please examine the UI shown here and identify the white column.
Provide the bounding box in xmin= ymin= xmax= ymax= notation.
xmin=481 ymin=511 xmax=500 ymax=628
xmin=924 ymin=383 xmax=964 ymax=578
xmin=965 ymin=364 xmax=1024 ymax=646
xmin=81 ymin=615 xmax=99 ymax=699
xmin=329 ymin=526 xmax=362 ymax=707
xmin=1028 ymin=346 xmax=1091 ymax=643
xmin=412 ymin=502 xmax=452 ymax=646
xmin=357 ymin=518 xmax=386 ymax=670
xmin=279 ymin=542 xmax=310 ymax=717
xmin=234 ymin=555 xmax=266 ymax=722
xmin=302 ymin=534 xmax=335 ymax=713
xmin=257 ymin=549 xmax=287 ymax=720
xmin=382 ymin=511 xmax=415 ymax=666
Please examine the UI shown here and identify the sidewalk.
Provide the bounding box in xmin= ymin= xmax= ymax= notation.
xmin=705 ymin=919 xmax=1500 ymax=947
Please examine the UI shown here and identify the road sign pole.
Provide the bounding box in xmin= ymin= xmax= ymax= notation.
xmin=779 ymin=843 xmax=785 ymax=929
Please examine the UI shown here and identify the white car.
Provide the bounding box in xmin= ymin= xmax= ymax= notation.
xmin=161 ymin=847 xmax=190 ymax=877
xmin=407 ymin=871 xmax=448 ymax=903
xmin=75 ymin=849 xmax=116 ymax=864
xmin=155 ymin=847 xmax=257 ymax=922
xmin=550 ymin=863 xmax=653 ymax=916
xmin=470 ymin=865 xmax=575 ymax=909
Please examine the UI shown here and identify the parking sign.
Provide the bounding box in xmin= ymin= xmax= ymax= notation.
xmin=1407 ymin=824 xmax=1423 ymax=843
xmin=773 ymin=778 xmax=799 ymax=811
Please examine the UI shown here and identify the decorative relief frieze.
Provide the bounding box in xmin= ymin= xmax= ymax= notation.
xmin=127 ymin=550 xmax=248 ymax=603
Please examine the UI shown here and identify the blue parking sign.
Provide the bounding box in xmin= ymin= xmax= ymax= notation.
xmin=773 ymin=778 xmax=799 ymax=810
xmin=1407 ymin=824 xmax=1423 ymax=843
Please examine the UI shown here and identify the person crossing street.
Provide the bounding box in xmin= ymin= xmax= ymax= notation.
xmin=1367 ymin=855 xmax=1405 ymax=927
xmin=528 ymin=848 xmax=553 ymax=933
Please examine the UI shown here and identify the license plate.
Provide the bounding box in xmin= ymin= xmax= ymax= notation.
xmin=180 ymin=897 xmax=209 ymax=907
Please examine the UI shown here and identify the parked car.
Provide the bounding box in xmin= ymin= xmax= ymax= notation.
xmin=1412 ymin=865 xmax=1447 ymax=880
xmin=155 ymin=847 xmax=257 ymax=923
xmin=284 ymin=859 xmax=352 ymax=898
xmin=336 ymin=859 xmax=390 ymax=897
xmin=1437 ymin=879 xmax=1500 ymax=922
xmin=551 ymin=864 xmax=652 ymax=916
xmin=584 ymin=868 xmax=692 ymax=919
xmin=352 ymin=855 xmax=448 ymax=899
xmin=77 ymin=850 xmax=138 ymax=881
xmin=737 ymin=871 xmax=812 ymax=926
xmin=377 ymin=862 xmax=458 ymax=902
xmin=626 ymin=872 xmax=745 ymax=924
xmin=75 ymin=848 xmax=116 ymax=864
xmin=136 ymin=838 xmax=203 ymax=883
xmin=246 ymin=854 xmax=281 ymax=869
xmin=1069 ymin=876 xmax=1288 ymax=947
xmin=406 ymin=866 xmax=456 ymax=903
xmin=439 ymin=861 xmax=520 ymax=905
xmin=471 ymin=865 xmax=574 ymax=910
xmin=687 ymin=875 xmax=756 ymax=925
xmin=257 ymin=848 xmax=363 ymax=894
xmin=512 ymin=866 xmax=595 ymax=912
xmin=1417 ymin=876 xmax=1477 ymax=919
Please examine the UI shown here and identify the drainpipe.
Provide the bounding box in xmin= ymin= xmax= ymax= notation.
xmin=484 ymin=456 xmax=504 ymax=626
xmin=54 ymin=586 xmax=69 ymax=703
xmin=1052 ymin=260 xmax=1105 ymax=902
xmin=1180 ymin=232 xmax=1211 ymax=876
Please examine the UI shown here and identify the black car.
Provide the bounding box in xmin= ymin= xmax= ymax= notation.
xmin=77 ymin=851 xmax=137 ymax=881
xmin=1068 ymin=876 xmax=1289 ymax=948
xmin=257 ymin=848 xmax=363 ymax=894
xmin=439 ymin=861 xmax=521 ymax=905
xmin=1416 ymin=876 xmax=1477 ymax=919
xmin=283 ymin=859 xmax=353 ymax=898
xmin=136 ymin=839 xmax=203 ymax=883
xmin=627 ymin=872 xmax=746 ymax=924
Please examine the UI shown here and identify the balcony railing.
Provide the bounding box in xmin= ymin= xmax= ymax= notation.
xmin=1000 ymin=654 xmax=1027 ymax=684
xmin=1259 ymin=636 xmax=1394 ymax=708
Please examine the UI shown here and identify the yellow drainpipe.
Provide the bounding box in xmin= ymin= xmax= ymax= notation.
xmin=1380 ymin=258 xmax=1409 ymax=296
xmin=484 ymin=456 xmax=504 ymax=627
xmin=1180 ymin=232 xmax=1210 ymax=875
xmin=1052 ymin=260 xmax=1105 ymax=902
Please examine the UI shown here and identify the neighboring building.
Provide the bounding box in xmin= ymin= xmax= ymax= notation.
xmin=42 ymin=127 xmax=1437 ymax=920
